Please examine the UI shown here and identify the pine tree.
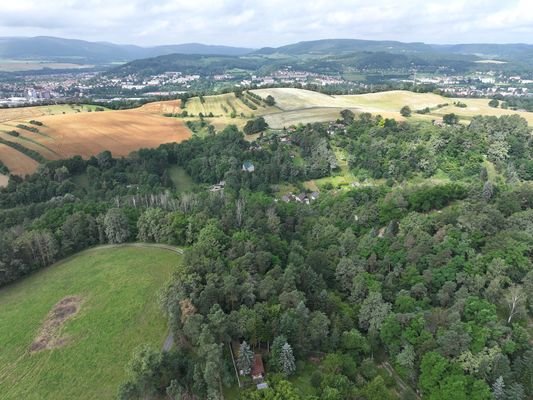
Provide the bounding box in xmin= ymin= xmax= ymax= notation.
xmin=279 ymin=342 xmax=296 ymax=377
xmin=492 ymin=376 xmax=505 ymax=400
xmin=237 ymin=341 xmax=254 ymax=375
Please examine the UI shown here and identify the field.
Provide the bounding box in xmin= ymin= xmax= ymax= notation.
xmin=0 ymin=60 xmax=94 ymax=72
xmin=0 ymin=104 xmax=191 ymax=176
xmin=250 ymin=88 xmax=533 ymax=128
xmin=1 ymin=88 xmax=532 ymax=178
xmin=0 ymin=246 xmax=181 ymax=400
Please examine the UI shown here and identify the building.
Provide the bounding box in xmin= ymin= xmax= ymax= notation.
xmin=242 ymin=161 xmax=255 ymax=173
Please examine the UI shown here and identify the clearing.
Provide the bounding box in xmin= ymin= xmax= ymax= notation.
xmin=0 ymin=246 xmax=181 ymax=400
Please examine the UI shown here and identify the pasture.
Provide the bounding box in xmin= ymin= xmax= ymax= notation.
xmin=0 ymin=246 xmax=181 ymax=400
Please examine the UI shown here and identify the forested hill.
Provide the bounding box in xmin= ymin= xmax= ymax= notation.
xmin=0 ymin=114 xmax=532 ymax=399
xmin=0 ymin=36 xmax=254 ymax=63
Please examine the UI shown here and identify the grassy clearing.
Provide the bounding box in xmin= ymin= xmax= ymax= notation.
xmin=0 ymin=246 xmax=181 ymax=400
xmin=168 ymin=165 xmax=195 ymax=192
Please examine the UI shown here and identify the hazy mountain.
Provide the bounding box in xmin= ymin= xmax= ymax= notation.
xmin=0 ymin=36 xmax=254 ymax=64
xmin=255 ymin=38 xmax=435 ymax=56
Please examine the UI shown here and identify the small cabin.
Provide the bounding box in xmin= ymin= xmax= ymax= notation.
xmin=242 ymin=161 xmax=255 ymax=173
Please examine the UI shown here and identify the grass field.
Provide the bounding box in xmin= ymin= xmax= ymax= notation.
xmin=0 ymin=246 xmax=181 ymax=400
xmin=250 ymin=88 xmax=533 ymax=128
xmin=168 ymin=165 xmax=195 ymax=192
xmin=0 ymin=104 xmax=191 ymax=176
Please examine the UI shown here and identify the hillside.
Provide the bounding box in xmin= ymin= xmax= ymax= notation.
xmin=0 ymin=246 xmax=181 ymax=400
xmin=0 ymin=104 xmax=191 ymax=176
xmin=0 ymin=36 xmax=253 ymax=64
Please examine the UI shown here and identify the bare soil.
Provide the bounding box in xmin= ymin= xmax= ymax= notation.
xmin=30 ymin=296 xmax=82 ymax=353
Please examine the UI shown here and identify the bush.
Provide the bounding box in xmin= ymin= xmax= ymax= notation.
xmin=488 ymin=99 xmax=499 ymax=108
xmin=400 ymin=106 xmax=412 ymax=117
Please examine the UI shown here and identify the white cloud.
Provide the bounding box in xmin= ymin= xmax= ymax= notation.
xmin=0 ymin=0 xmax=529 ymax=46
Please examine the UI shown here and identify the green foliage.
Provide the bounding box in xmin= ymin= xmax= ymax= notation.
xmin=244 ymin=117 xmax=268 ymax=135
xmin=400 ymin=105 xmax=412 ymax=117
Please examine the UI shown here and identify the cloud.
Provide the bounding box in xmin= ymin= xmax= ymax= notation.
xmin=0 ymin=0 xmax=530 ymax=46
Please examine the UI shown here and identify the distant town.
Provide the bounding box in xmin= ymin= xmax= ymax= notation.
xmin=1 ymin=65 xmax=532 ymax=107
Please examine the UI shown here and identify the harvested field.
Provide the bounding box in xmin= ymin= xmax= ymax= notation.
xmin=30 ymin=296 xmax=82 ymax=352
xmin=0 ymin=143 xmax=39 ymax=176
xmin=0 ymin=104 xmax=107 ymax=123
xmin=35 ymin=110 xmax=191 ymax=158
xmin=138 ymin=100 xmax=182 ymax=115
xmin=0 ymin=174 xmax=8 ymax=187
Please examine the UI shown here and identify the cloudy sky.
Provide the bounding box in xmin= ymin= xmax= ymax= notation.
xmin=0 ymin=0 xmax=532 ymax=47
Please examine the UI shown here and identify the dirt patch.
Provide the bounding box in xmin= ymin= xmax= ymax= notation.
xmin=30 ymin=296 xmax=83 ymax=352
xmin=0 ymin=173 xmax=8 ymax=187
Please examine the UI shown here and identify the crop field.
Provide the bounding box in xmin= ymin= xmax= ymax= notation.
xmin=0 ymin=143 xmax=40 ymax=176
xmin=0 ymin=246 xmax=181 ymax=400
xmin=251 ymin=88 xmax=533 ymax=127
xmin=0 ymin=104 xmax=108 ymax=123
xmin=0 ymin=105 xmax=191 ymax=176
xmin=185 ymin=92 xmax=261 ymax=117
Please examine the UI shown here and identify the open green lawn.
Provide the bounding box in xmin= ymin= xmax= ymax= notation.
xmin=0 ymin=246 xmax=181 ymax=400
xmin=168 ymin=165 xmax=196 ymax=192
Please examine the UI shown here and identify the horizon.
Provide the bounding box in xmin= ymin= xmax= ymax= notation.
xmin=0 ymin=0 xmax=532 ymax=47
xmin=2 ymin=35 xmax=533 ymax=49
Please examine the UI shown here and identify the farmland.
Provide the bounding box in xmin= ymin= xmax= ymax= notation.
xmin=251 ymin=88 xmax=533 ymax=127
xmin=1 ymin=88 xmax=532 ymax=179
xmin=0 ymin=246 xmax=181 ymax=400
xmin=0 ymin=104 xmax=191 ymax=176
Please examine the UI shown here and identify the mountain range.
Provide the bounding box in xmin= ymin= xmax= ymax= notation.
xmin=1 ymin=36 xmax=533 ymax=72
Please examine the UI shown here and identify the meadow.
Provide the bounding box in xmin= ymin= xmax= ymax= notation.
xmin=0 ymin=246 xmax=181 ymax=400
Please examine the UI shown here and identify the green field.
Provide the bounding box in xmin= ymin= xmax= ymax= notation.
xmin=168 ymin=165 xmax=195 ymax=192
xmin=0 ymin=246 xmax=181 ymax=400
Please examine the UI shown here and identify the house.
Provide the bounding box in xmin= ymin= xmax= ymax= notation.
xmin=251 ymin=354 xmax=265 ymax=383
xmin=242 ymin=161 xmax=255 ymax=173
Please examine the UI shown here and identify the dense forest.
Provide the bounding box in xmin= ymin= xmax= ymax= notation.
xmin=0 ymin=113 xmax=531 ymax=400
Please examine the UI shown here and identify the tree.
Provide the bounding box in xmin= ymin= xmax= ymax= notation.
xmin=279 ymin=342 xmax=296 ymax=376
xmin=492 ymin=376 xmax=505 ymax=400
xmin=358 ymin=292 xmax=391 ymax=333
xmin=400 ymin=106 xmax=412 ymax=117
xmin=237 ymin=341 xmax=254 ymax=375
xmin=104 ymin=208 xmax=130 ymax=244
xmin=443 ymin=113 xmax=459 ymax=125
xmin=243 ymin=117 xmax=268 ymax=135
xmin=340 ymin=109 xmax=355 ymax=124
xmin=482 ymin=181 xmax=494 ymax=201
xmin=505 ymin=285 xmax=527 ymax=324
xmin=489 ymin=99 xmax=500 ymax=108
xmin=265 ymin=95 xmax=276 ymax=106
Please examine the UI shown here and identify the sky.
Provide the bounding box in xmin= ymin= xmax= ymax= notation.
xmin=0 ymin=0 xmax=532 ymax=47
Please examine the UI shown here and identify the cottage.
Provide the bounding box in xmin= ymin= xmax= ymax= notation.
xmin=242 ymin=161 xmax=255 ymax=173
